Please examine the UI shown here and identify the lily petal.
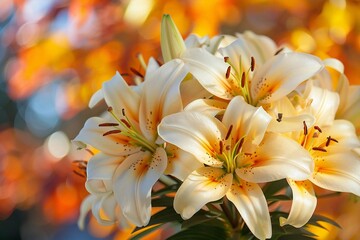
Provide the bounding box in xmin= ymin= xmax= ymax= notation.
xmin=158 ymin=111 xmax=226 ymax=167
xmin=165 ymin=144 xmax=203 ymax=181
xmin=74 ymin=117 xmax=141 ymax=156
xmin=113 ymin=148 xmax=167 ymax=226
xmin=92 ymin=193 xmax=118 ymax=225
xmin=140 ymin=59 xmax=187 ymax=142
xmin=78 ymin=194 xmax=96 ymax=230
xmin=174 ymin=167 xmax=232 ymax=219
xmin=280 ymin=179 xmax=316 ymax=228
xmin=226 ymin=180 xmax=271 ymax=240
xmin=222 ymin=96 xmax=271 ymax=145
xmin=85 ymin=153 xmax=124 ymax=194
xmin=184 ymin=98 xmax=228 ymax=116
xmin=89 ymin=89 xmax=104 ymax=108
xmin=103 ymin=72 xmax=140 ymax=123
xmin=180 ymin=77 xmax=212 ymax=106
xmin=182 ymin=48 xmax=234 ymax=99
xmin=251 ymin=53 xmax=323 ymax=105
xmin=237 ymin=132 xmax=313 ymax=182
xmin=311 ymin=146 xmax=360 ymax=196
xmin=304 ymin=86 xmax=340 ymax=127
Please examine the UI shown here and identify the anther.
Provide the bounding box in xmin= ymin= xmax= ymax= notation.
xmin=241 ymin=72 xmax=246 ymax=88
xmin=120 ymin=119 xmax=131 ymax=128
xmin=225 ymin=125 xmax=233 ymax=140
xmin=226 ymin=66 xmax=231 ymax=79
xmin=219 ymin=141 xmax=223 ymax=154
xmin=250 ymin=56 xmax=255 ymax=72
xmin=312 ymin=147 xmax=327 ymax=152
xmin=103 ymin=130 xmax=122 ymax=136
xmin=122 ymin=108 xmax=126 ymax=116
xmin=326 ymin=136 xmax=331 ymax=147
xmin=237 ymin=138 xmax=245 ymax=155
xmin=303 ymin=121 xmax=308 ymax=135
xmin=107 ymin=106 xmax=113 ymax=112
xmin=224 ymin=56 xmax=229 ymax=62
xmin=274 ymin=48 xmax=284 ymax=55
xmin=276 ymin=113 xmax=283 ymax=122
xmin=314 ymin=126 xmax=322 ymax=133
xmin=130 ymin=67 xmax=144 ymax=78
xmin=155 ymin=58 xmax=163 ymax=66
xmin=99 ymin=123 xmax=119 ymax=127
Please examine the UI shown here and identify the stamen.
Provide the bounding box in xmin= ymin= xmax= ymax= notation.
xmin=236 ymin=138 xmax=245 ymax=155
xmin=276 ymin=113 xmax=283 ymax=122
xmin=274 ymin=48 xmax=284 ymax=55
xmin=120 ymin=119 xmax=131 ymax=128
xmin=226 ymin=66 xmax=231 ymax=79
xmin=303 ymin=121 xmax=308 ymax=135
xmin=219 ymin=141 xmax=223 ymax=154
xmin=312 ymin=147 xmax=327 ymax=152
xmin=103 ymin=129 xmax=122 ymax=136
xmin=99 ymin=123 xmax=119 ymax=127
xmin=108 ymin=106 xmax=113 ymax=112
xmin=224 ymin=56 xmax=229 ymax=62
xmin=250 ymin=56 xmax=255 ymax=72
xmin=122 ymin=108 xmax=126 ymax=116
xmin=73 ymin=170 xmax=86 ymax=178
xmin=225 ymin=125 xmax=233 ymax=140
xmin=326 ymin=136 xmax=331 ymax=147
xmin=330 ymin=137 xmax=339 ymax=143
xmin=130 ymin=67 xmax=144 ymax=78
xmin=241 ymin=72 xmax=246 ymax=88
xmin=314 ymin=126 xmax=322 ymax=133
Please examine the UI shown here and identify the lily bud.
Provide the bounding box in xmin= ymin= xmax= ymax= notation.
xmin=161 ymin=14 xmax=186 ymax=62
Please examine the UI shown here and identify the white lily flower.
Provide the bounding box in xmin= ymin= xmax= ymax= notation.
xmin=158 ymin=96 xmax=313 ymax=240
xmin=74 ymin=59 xmax=201 ymax=227
xmin=280 ymin=86 xmax=360 ymax=228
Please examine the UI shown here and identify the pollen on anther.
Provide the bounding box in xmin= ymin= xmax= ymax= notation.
xmin=274 ymin=48 xmax=284 ymax=55
xmin=276 ymin=113 xmax=283 ymax=122
xmin=130 ymin=67 xmax=144 ymax=78
xmin=314 ymin=126 xmax=322 ymax=133
xmin=219 ymin=141 xmax=223 ymax=154
xmin=107 ymin=106 xmax=113 ymax=112
xmin=225 ymin=125 xmax=233 ymax=140
xmin=303 ymin=121 xmax=308 ymax=135
xmin=250 ymin=56 xmax=255 ymax=72
xmin=312 ymin=147 xmax=327 ymax=152
xmin=121 ymin=119 xmax=131 ymax=128
xmin=241 ymin=72 xmax=246 ymax=88
xmin=226 ymin=66 xmax=231 ymax=79
xmin=122 ymin=108 xmax=126 ymax=116
xmin=224 ymin=56 xmax=229 ymax=62
xmin=99 ymin=123 xmax=119 ymax=127
xmin=103 ymin=129 xmax=122 ymax=136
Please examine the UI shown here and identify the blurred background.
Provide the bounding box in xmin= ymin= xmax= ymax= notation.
xmin=0 ymin=0 xmax=359 ymax=239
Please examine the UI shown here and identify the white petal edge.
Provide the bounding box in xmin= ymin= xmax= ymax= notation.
xmin=226 ymin=180 xmax=272 ymax=240
xmin=279 ymin=179 xmax=317 ymax=228
xmin=174 ymin=167 xmax=232 ymax=219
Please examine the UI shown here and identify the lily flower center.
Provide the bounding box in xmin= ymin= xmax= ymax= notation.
xmin=100 ymin=107 xmax=157 ymax=153
xmin=299 ymin=121 xmax=338 ymax=155
xmin=216 ymin=125 xmax=247 ymax=174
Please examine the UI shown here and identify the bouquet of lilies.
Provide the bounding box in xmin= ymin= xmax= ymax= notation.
xmin=73 ymin=15 xmax=360 ymax=240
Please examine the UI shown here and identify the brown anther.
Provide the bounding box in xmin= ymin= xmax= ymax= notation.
xmin=226 ymin=66 xmax=231 ymax=79
xmin=103 ymin=129 xmax=122 ymax=136
xmin=303 ymin=121 xmax=308 ymax=135
xmin=120 ymin=73 xmax=130 ymax=77
xmin=274 ymin=47 xmax=284 ymax=55
xmin=330 ymin=137 xmax=339 ymax=143
xmin=122 ymin=108 xmax=126 ymax=116
xmin=224 ymin=56 xmax=229 ymax=62
xmin=99 ymin=123 xmax=119 ymax=127
xmin=326 ymin=136 xmax=331 ymax=147
xmin=73 ymin=170 xmax=86 ymax=178
xmin=276 ymin=113 xmax=283 ymax=122
xmin=85 ymin=149 xmax=95 ymax=156
xmin=237 ymin=138 xmax=245 ymax=154
xmin=250 ymin=56 xmax=255 ymax=72
xmin=130 ymin=67 xmax=144 ymax=78
xmin=107 ymin=106 xmax=113 ymax=112
xmin=241 ymin=72 xmax=246 ymax=88
xmin=225 ymin=125 xmax=233 ymax=140
xmin=219 ymin=141 xmax=223 ymax=154
xmin=314 ymin=126 xmax=322 ymax=133
xmin=121 ymin=119 xmax=131 ymax=128
xmin=312 ymin=147 xmax=327 ymax=152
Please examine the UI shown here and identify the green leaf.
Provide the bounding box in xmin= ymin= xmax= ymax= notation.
xmin=152 ymin=196 xmax=174 ymax=207
xmin=263 ymin=179 xmax=289 ymax=198
xmin=129 ymin=224 xmax=164 ymax=240
xmin=181 ymin=209 xmax=221 ymax=229
xmin=307 ymin=214 xmax=342 ymax=229
xmin=132 ymin=207 xmax=183 ymax=234
xmin=168 ymin=219 xmax=230 ymax=240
